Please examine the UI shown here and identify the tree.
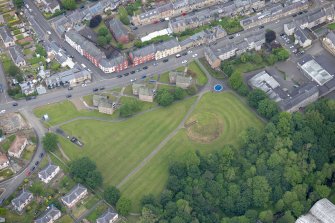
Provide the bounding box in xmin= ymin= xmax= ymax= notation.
xmin=247 ymin=89 xmax=267 ymax=108
xmin=0 ymin=129 xmax=2 ymax=137
xmin=139 ymin=207 xmax=159 ymax=223
xmin=265 ymin=54 xmax=277 ymax=65
xmin=229 ymin=71 xmax=243 ymax=90
xmin=42 ymin=133 xmax=58 ymax=152
xmin=221 ymin=61 xmax=233 ymax=77
xmin=13 ymin=0 xmax=24 ymax=8
xmin=258 ymin=210 xmax=273 ymax=223
xmin=35 ymin=44 xmax=47 ymax=57
xmin=98 ymin=27 xmax=109 ymax=36
xmin=250 ymin=176 xmax=271 ymax=208
xmin=104 ymin=186 xmax=121 ymax=205
xmin=265 ymin=30 xmax=276 ymax=43
xmin=61 ymin=0 xmax=76 ymax=10
xmin=50 ymin=61 xmax=61 ymax=71
xmin=8 ymin=64 xmax=21 ymax=77
xmin=273 ymin=48 xmax=290 ymax=61
xmin=89 ymin=15 xmax=102 ymax=28
xmin=119 ymin=99 xmax=141 ymax=117
xmin=69 ymin=157 xmax=103 ymax=189
xmin=257 ymin=99 xmax=279 ymax=119
xmin=116 ymin=197 xmax=132 ymax=216
xmin=174 ymin=87 xmax=186 ymax=100
xmin=97 ymin=36 xmax=108 ymax=46
xmin=156 ymin=88 xmax=174 ymax=106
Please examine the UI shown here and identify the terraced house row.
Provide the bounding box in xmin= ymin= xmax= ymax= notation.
xmin=132 ymin=0 xmax=265 ymax=26
xmin=64 ymin=26 xmax=227 ymax=73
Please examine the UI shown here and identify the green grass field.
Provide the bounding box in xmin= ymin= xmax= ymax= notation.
xmin=58 ymin=97 xmax=196 ymax=186
xmin=120 ymin=92 xmax=264 ymax=211
xmin=328 ymin=23 xmax=335 ymax=30
xmin=33 ymin=101 xmax=116 ymax=126
xmin=188 ymin=61 xmax=208 ymax=86
xmin=159 ymin=72 xmax=170 ymax=84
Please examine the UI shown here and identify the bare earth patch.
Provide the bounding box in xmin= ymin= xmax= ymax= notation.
xmin=186 ymin=112 xmax=223 ymax=144
xmin=70 ymin=98 xmax=87 ymax=110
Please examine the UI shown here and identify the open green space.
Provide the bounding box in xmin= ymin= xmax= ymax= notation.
xmin=58 ymin=215 xmax=74 ymax=223
xmin=58 ymin=97 xmax=196 ymax=187
xmin=188 ymin=61 xmax=208 ymax=86
xmin=33 ymin=101 xmax=116 ymax=126
xmin=327 ymin=22 xmax=335 ymax=30
xmin=120 ymin=92 xmax=264 ymax=211
xmin=159 ymin=72 xmax=170 ymax=84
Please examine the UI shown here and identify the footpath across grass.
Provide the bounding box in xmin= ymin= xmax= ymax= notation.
xmin=188 ymin=61 xmax=208 ymax=86
xmin=59 ymin=97 xmax=196 ymax=187
xmin=120 ymin=92 xmax=264 ymax=212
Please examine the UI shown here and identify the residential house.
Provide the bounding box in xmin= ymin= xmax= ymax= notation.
xmin=46 ymin=41 xmax=74 ymax=68
xmin=284 ymin=22 xmax=296 ymax=36
xmin=19 ymin=82 xmax=36 ymax=95
xmin=35 ymin=206 xmax=61 ymax=223
xmin=296 ymin=198 xmax=335 ymax=223
xmin=108 ymin=19 xmax=131 ymax=44
xmin=204 ymin=47 xmax=220 ymax=69
xmin=0 ymin=27 xmax=14 ymax=47
xmin=294 ymin=28 xmax=312 ymax=48
xmin=0 ymin=154 xmax=9 ymax=170
xmin=323 ymin=31 xmax=335 ymax=56
xmin=216 ymin=44 xmax=237 ymax=61
xmin=96 ymin=209 xmax=118 ymax=223
xmin=179 ymin=31 xmax=207 ymax=50
xmin=235 ymin=40 xmax=249 ymax=56
xmin=154 ymin=38 xmax=181 ymax=60
xmin=298 ymin=5 xmax=335 ymax=29
xmin=11 ymin=190 xmax=33 ymax=212
xmin=36 ymin=85 xmax=47 ymax=95
xmin=45 ymin=68 xmax=91 ymax=88
xmin=244 ymin=32 xmax=265 ymax=51
xmin=38 ymin=164 xmax=60 ymax=184
xmin=204 ymin=26 xmax=227 ymax=43
xmin=240 ymin=0 xmax=309 ymax=29
xmin=44 ymin=0 xmax=60 ymax=14
xmin=8 ymin=135 xmax=28 ymax=158
xmin=132 ymin=3 xmax=174 ymax=25
xmin=132 ymin=83 xmax=146 ymax=95
xmin=9 ymin=46 xmax=26 ymax=67
xmin=99 ymin=54 xmax=129 ymax=73
xmin=139 ymin=87 xmax=154 ymax=102
xmin=129 ymin=44 xmax=156 ymax=66
xmin=61 ymin=184 xmax=88 ymax=208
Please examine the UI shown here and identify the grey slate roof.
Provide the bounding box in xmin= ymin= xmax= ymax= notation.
xmin=96 ymin=209 xmax=118 ymax=223
xmin=35 ymin=206 xmax=61 ymax=223
xmin=295 ymin=28 xmax=310 ymax=44
xmin=131 ymin=44 xmax=156 ymax=58
xmin=325 ymin=31 xmax=335 ymax=45
xmin=155 ymin=38 xmax=179 ymax=51
xmin=205 ymin=47 xmax=219 ymax=62
xmin=11 ymin=190 xmax=33 ymax=209
xmin=0 ymin=27 xmax=13 ymax=43
xmin=45 ymin=68 xmax=90 ymax=86
xmin=9 ymin=46 xmax=25 ymax=64
xmin=38 ymin=164 xmax=59 ymax=182
xmin=108 ymin=19 xmax=129 ymax=40
xmin=139 ymin=3 xmax=173 ymax=20
xmin=61 ymin=184 xmax=87 ymax=205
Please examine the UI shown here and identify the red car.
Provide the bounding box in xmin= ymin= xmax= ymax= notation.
xmin=25 ymin=170 xmax=31 ymax=176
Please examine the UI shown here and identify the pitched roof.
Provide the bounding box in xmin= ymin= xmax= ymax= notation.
xmin=96 ymin=209 xmax=118 ymax=223
xmin=12 ymin=190 xmax=33 ymax=208
xmin=0 ymin=27 xmax=13 ymax=43
xmin=9 ymin=46 xmax=25 ymax=64
xmin=0 ymin=154 xmax=8 ymax=165
xmin=61 ymin=184 xmax=87 ymax=205
xmin=204 ymin=47 xmax=219 ymax=62
xmin=9 ymin=135 xmax=27 ymax=154
xmin=325 ymin=31 xmax=335 ymax=45
xmin=295 ymin=28 xmax=310 ymax=44
xmin=38 ymin=164 xmax=59 ymax=181
xmin=155 ymin=38 xmax=180 ymax=51
xmin=35 ymin=206 xmax=61 ymax=223
xmin=108 ymin=19 xmax=129 ymax=40
xmin=131 ymin=44 xmax=156 ymax=58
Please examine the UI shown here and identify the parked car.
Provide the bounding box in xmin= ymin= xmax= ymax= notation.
xmin=31 ymin=166 xmax=36 ymax=171
xmin=163 ymin=59 xmax=169 ymax=63
xmin=68 ymin=87 xmax=73 ymax=90
xmin=40 ymin=152 xmax=44 ymax=158
xmin=93 ymin=88 xmax=98 ymax=92
xmin=117 ymin=75 xmax=122 ymax=78
xmin=143 ymin=66 xmax=148 ymax=70
xmin=0 ymin=110 xmax=5 ymax=114
xmin=35 ymin=161 xmax=39 ymax=166
xmin=130 ymin=70 xmax=136 ymax=74
xmin=123 ymin=73 xmax=129 ymax=76
xmin=66 ymin=94 xmax=72 ymax=98
xmin=99 ymin=86 xmax=105 ymax=90
xmin=175 ymin=54 xmax=181 ymax=58
xmin=228 ymin=36 xmax=234 ymax=39
xmin=141 ymin=75 xmax=147 ymax=79
xmin=182 ymin=52 xmax=187 ymax=56
xmin=182 ymin=60 xmax=188 ymax=64
xmin=192 ymin=54 xmax=198 ymax=58
xmin=12 ymin=102 xmax=18 ymax=106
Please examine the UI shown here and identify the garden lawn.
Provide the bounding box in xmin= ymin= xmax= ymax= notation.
xmin=59 ymin=97 xmax=196 ymax=186
xmin=188 ymin=61 xmax=208 ymax=86
xmin=327 ymin=23 xmax=335 ymax=30
xmin=120 ymin=92 xmax=264 ymax=212
xmin=159 ymin=72 xmax=170 ymax=83
xmin=33 ymin=100 xmax=116 ymax=126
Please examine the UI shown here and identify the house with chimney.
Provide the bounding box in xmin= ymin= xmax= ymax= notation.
xmin=11 ymin=190 xmax=33 ymax=212
xmin=154 ymin=38 xmax=181 ymax=60
xmin=129 ymin=44 xmax=156 ymax=66
xmin=8 ymin=135 xmax=28 ymax=158
xmin=9 ymin=46 xmax=26 ymax=67
xmin=108 ymin=19 xmax=131 ymax=44
xmin=61 ymin=184 xmax=88 ymax=208
xmin=38 ymin=164 xmax=60 ymax=184
xmin=0 ymin=27 xmax=14 ymax=47
xmin=34 ymin=206 xmax=61 ymax=223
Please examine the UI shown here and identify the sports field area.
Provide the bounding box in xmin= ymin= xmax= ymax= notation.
xmin=34 ymin=92 xmax=264 ymax=213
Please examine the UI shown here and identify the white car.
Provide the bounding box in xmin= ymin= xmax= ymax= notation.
xmin=192 ymin=54 xmax=198 ymax=58
xmin=81 ymin=83 xmax=87 ymax=87
xmin=187 ymin=50 xmax=192 ymax=54
xmin=235 ymin=33 xmax=240 ymax=37
xmin=182 ymin=60 xmax=188 ymax=64
xmin=0 ymin=110 xmax=5 ymax=114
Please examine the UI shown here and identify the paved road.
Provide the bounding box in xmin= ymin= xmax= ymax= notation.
xmin=0 ymin=62 xmax=8 ymax=105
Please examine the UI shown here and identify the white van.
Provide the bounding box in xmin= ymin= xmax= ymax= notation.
xmin=175 ymin=54 xmax=181 ymax=58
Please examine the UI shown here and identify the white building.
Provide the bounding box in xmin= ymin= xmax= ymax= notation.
xmin=296 ymin=198 xmax=335 ymax=223
xmin=38 ymin=164 xmax=60 ymax=184
xmin=61 ymin=184 xmax=87 ymax=208
xmin=11 ymin=190 xmax=33 ymax=212
xmin=35 ymin=206 xmax=61 ymax=223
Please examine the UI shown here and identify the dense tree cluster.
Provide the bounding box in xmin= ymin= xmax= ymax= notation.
xmin=119 ymin=99 xmax=142 ymax=117
xmin=89 ymin=15 xmax=102 ymax=28
xmin=138 ymin=99 xmax=335 ymax=222
xmin=61 ymin=0 xmax=76 ymax=10
xmin=42 ymin=133 xmax=59 ymax=152
xmin=155 ymin=88 xmax=187 ymax=107
xmin=97 ymin=27 xmax=112 ymax=47
xmin=69 ymin=157 xmax=103 ymax=189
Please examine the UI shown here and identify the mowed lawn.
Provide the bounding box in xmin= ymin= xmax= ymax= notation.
xmin=34 ymin=101 xmax=115 ymax=126
xmin=59 ymin=97 xmax=196 ymax=186
xmin=120 ymin=92 xmax=265 ymax=212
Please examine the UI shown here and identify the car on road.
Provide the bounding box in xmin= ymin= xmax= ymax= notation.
xmin=153 ymin=62 xmax=158 ymax=66
xmin=66 ymin=94 xmax=72 ymax=98
xmin=228 ymin=36 xmax=234 ymax=39
xmin=259 ymin=25 xmax=264 ymax=29
xmin=182 ymin=52 xmax=187 ymax=56
xmin=136 ymin=68 xmax=142 ymax=72
xmin=40 ymin=152 xmax=44 ymax=158
xmin=175 ymin=54 xmax=181 ymax=58
xmin=163 ymin=59 xmax=169 ymax=63
xmin=35 ymin=161 xmax=39 ymax=166
xmin=12 ymin=102 xmax=18 ymax=106
xmin=143 ymin=66 xmax=148 ymax=70
xmin=0 ymin=110 xmax=5 ymax=114
xmin=192 ymin=54 xmax=198 ymax=58
xmin=93 ymin=88 xmax=98 ymax=92
xmin=235 ymin=33 xmax=240 ymax=37
xmin=141 ymin=75 xmax=147 ymax=79
xmin=182 ymin=60 xmax=188 ymax=64
xmin=116 ymin=75 xmax=122 ymax=78
xmin=31 ymin=166 xmax=36 ymax=171
xmin=47 ymin=31 xmax=51 ymax=35
xmin=68 ymin=87 xmax=73 ymax=90
xmin=187 ymin=50 xmax=192 ymax=54
xmin=26 ymin=170 xmax=31 ymax=176
xmin=99 ymin=86 xmax=105 ymax=90
xmin=130 ymin=70 xmax=136 ymax=74
xmin=123 ymin=73 xmax=129 ymax=76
